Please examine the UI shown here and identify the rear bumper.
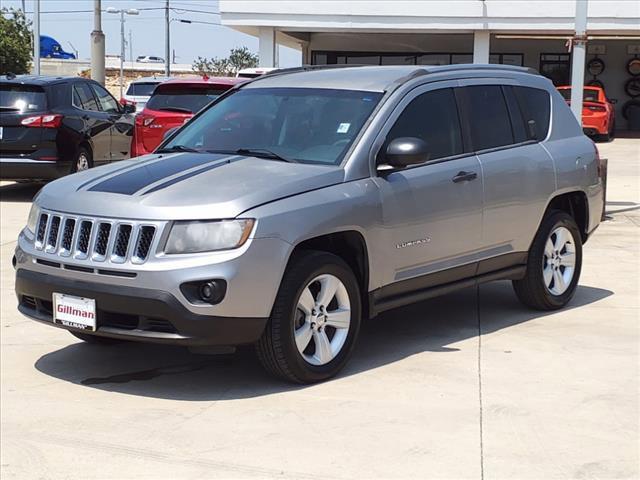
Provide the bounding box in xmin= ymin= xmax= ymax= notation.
xmin=0 ymin=158 xmax=70 ymax=181
xmin=15 ymin=268 xmax=268 ymax=346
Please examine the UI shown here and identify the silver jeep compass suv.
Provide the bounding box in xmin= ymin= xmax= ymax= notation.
xmin=14 ymin=65 xmax=604 ymax=383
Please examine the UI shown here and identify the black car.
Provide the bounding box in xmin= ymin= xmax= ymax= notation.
xmin=0 ymin=75 xmax=136 ymax=181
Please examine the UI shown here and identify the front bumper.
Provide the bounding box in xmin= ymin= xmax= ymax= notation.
xmin=0 ymin=158 xmax=70 ymax=181
xmin=15 ymin=269 xmax=268 ymax=346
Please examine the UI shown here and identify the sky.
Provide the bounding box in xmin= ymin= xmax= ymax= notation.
xmin=2 ymin=0 xmax=302 ymax=67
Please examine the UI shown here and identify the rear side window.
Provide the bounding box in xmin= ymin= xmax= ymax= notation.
xmin=126 ymin=82 xmax=158 ymax=96
xmin=74 ymin=83 xmax=99 ymax=111
xmin=0 ymin=84 xmax=47 ymax=112
xmin=458 ymin=85 xmax=513 ymax=151
xmin=384 ymin=88 xmax=463 ymax=161
xmin=146 ymin=87 xmax=226 ymax=114
xmin=513 ymin=86 xmax=550 ymax=141
xmin=90 ymin=83 xmax=120 ymax=113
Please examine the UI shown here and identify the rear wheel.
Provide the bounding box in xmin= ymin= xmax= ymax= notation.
xmin=71 ymin=146 xmax=93 ymax=174
xmin=513 ymin=211 xmax=583 ymax=310
xmin=70 ymin=331 xmax=122 ymax=345
xmin=256 ymin=251 xmax=362 ymax=384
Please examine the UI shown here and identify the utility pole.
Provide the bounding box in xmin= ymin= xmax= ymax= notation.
xmin=91 ymin=0 xmax=105 ymax=85
xmin=570 ymin=0 xmax=588 ymax=122
xmin=129 ymin=30 xmax=133 ymax=62
xmin=165 ymin=0 xmax=170 ymax=76
xmin=33 ymin=0 xmax=40 ymax=74
xmin=120 ymin=10 xmax=125 ymax=98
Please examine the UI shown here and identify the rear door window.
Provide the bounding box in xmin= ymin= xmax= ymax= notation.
xmin=384 ymin=88 xmax=463 ymax=161
xmin=90 ymin=83 xmax=120 ymax=113
xmin=73 ymin=83 xmax=99 ymax=111
xmin=0 ymin=84 xmax=47 ymax=113
xmin=146 ymin=86 xmax=226 ymax=113
xmin=513 ymin=86 xmax=551 ymax=141
xmin=502 ymin=86 xmax=528 ymax=143
xmin=458 ymin=85 xmax=514 ymax=151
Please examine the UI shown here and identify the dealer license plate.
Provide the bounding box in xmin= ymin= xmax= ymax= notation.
xmin=53 ymin=293 xmax=96 ymax=331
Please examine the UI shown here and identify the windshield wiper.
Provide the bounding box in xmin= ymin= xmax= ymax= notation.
xmin=157 ymin=107 xmax=193 ymax=114
xmin=156 ymin=144 xmax=201 ymax=153
xmin=234 ymin=148 xmax=297 ymax=163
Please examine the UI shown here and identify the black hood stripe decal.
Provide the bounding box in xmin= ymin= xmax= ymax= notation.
xmin=142 ymin=156 xmax=242 ymax=195
xmin=76 ymin=154 xmax=174 ymax=192
xmin=88 ymin=153 xmax=229 ymax=195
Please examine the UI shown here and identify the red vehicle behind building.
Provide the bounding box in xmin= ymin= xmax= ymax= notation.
xmin=557 ymin=86 xmax=616 ymax=141
xmin=131 ymin=76 xmax=245 ymax=157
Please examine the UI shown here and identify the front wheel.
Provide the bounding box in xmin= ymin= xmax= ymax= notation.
xmin=513 ymin=211 xmax=583 ymax=310
xmin=256 ymin=251 xmax=362 ymax=384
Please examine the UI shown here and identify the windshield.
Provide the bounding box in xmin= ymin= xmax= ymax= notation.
xmin=146 ymin=86 xmax=225 ymax=113
xmin=0 ymin=84 xmax=47 ymax=112
xmin=558 ymin=88 xmax=600 ymax=103
xmin=126 ymin=82 xmax=158 ymax=96
xmin=163 ymin=87 xmax=383 ymax=165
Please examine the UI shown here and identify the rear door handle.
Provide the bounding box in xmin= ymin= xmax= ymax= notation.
xmin=452 ymin=171 xmax=478 ymax=183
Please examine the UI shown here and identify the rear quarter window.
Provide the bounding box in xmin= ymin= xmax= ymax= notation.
xmin=513 ymin=86 xmax=551 ymax=141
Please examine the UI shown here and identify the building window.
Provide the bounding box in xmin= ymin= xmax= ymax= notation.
xmin=539 ymin=53 xmax=571 ymax=86
xmin=312 ymin=51 xmax=524 ymax=67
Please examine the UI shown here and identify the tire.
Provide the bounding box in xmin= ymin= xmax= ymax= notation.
xmin=513 ymin=211 xmax=583 ymax=311
xmin=256 ymin=251 xmax=362 ymax=384
xmin=70 ymin=331 xmax=122 ymax=345
xmin=71 ymin=146 xmax=93 ymax=174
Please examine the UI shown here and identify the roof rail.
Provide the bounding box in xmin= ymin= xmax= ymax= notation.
xmin=422 ymin=63 xmax=540 ymax=76
xmin=262 ymin=64 xmax=367 ymax=77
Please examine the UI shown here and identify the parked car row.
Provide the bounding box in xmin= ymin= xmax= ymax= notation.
xmin=0 ymin=74 xmax=244 ymax=181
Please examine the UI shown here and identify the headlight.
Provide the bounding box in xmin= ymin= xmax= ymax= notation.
xmin=26 ymin=204 xmax=40 ymax=235
xmin=165 ymin=219 xmax=255 ymax=254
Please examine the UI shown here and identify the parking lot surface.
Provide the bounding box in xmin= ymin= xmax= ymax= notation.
xmin=1 ymin=137 xmax=638 ymax=479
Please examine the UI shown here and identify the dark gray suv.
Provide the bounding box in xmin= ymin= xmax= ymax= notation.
xmin=14 ymin=65 xmax=604 ymax=383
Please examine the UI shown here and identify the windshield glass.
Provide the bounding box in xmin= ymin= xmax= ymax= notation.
xmin=126 ymin=82 xmax=158 ymax=96
xmin=558 ymin=88 xmax=600 ymax=103
xmin=0 ymin=84 xmax=47 ymax=112
xmin=164 ymin=87 xmax=383 ymax=165
xmin=146 ymin=86 xmax=225 ymax=113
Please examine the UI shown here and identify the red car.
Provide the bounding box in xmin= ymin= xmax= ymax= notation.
xmin=131 ymin=76 xmax=245 ymax=157
xmin=557 ymin=86 xmax=616 ymax=141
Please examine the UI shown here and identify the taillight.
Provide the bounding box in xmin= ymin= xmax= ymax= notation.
xmin=135 ymin=115 xmax=154 ymax=127
xmin=120 ymin=98 xmax=136 ymax=107
xmin=594 ymin=142 xmax=603 ymax=177
xmin=21 ymin=114 xmax=63 ymax=128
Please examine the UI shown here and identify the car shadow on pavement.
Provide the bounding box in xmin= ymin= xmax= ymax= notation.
xmin=0 ymin=182 xmax=43 ymax=202
xmin=33 ymin=281 xmax=613 ymax=401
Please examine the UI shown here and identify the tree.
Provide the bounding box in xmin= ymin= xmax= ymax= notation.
xmin=192 ymin=47 xmax=258 ymax=76
xmin=0 ymin=8 xmax=32 ymax=74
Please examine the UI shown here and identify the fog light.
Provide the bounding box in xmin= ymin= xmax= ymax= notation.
xmin=181 ymin=279 xmax=227 ymax=305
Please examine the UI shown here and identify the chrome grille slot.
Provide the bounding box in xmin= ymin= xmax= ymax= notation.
xmin=59 ymin=218 xmax=76 ymax=255
xmin=111 ymin=224 xmax=133 ymax=262
xmin=93 ymin=223 xmax=112 ymax=259
xmin=133 ymin=226 xmax=155 ymax=262
xmin=35 ymin=213 xmax=48 ymax=249
xmin=76 ymin=221 xmax=93 ymax=256
xmin=45 ymin=216 xmax=61 ymax=252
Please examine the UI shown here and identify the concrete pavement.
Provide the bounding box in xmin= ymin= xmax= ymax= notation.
xmin=1 ymin=137 xmax=638 ymax=479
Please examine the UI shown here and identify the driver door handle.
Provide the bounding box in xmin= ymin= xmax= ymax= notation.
xmin=452 ymin=171 xmax=478 ymax=183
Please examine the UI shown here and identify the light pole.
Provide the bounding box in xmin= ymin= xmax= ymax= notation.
xmin=106 ymin=7 xmax=139 ymax=99
xmin=33 ymin=0 xmax=40 ymax=74
xmin=165 ymin=0 xmax=170 ymax=76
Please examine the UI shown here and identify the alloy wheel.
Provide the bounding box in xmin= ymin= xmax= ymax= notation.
xmin=294 ymin=274 xmax=351 ymax=366
xmin=543 ymin=226 xmax=576 ymax=296
xmin=76 ymin=153 xmax=90 ymax=171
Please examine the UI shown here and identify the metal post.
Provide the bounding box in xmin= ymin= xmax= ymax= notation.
xmin=120 ymin=10 xmax=125 ymax=99
xmin=165 ymin=0 xmax=170 ymax=76
xmin=570 ymin=0 xmax=589 ymax=122
xmin=91 ymin=0 xmax=105 ymax=85
xmin=33 ymin=0 xmax=40 ymax=74
xmin=129 ymin=30 xmax=133 ymax=63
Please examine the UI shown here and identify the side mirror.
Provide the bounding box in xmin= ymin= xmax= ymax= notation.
xmin=163 ymin=126 xmax=179 ymax=141
xmin=122 ymin=103 xmax=136 ymax=114
xmin=526 ymin=120 xmax=538 ymax=141
xmin=379 ymin=137 xmax=430 ymax=171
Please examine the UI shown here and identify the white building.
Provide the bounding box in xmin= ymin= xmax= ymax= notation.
xmin=219 ymin=0 xmax=640 ymax=130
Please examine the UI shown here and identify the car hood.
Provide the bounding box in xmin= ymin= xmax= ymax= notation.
xmin=37 ymin=152 xmax=346 ymax=220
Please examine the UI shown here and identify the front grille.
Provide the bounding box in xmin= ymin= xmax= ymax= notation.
xmin=32 ymin=211 xmax=159 ymax=265
xmin=94 ymin=223 xmax=112 ymax=257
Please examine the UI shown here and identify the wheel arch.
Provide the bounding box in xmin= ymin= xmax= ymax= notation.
xmin=287 ymin=230 xmax=371 ymax=318
xmin=542 ymin=190 xmax=590 ymax=243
